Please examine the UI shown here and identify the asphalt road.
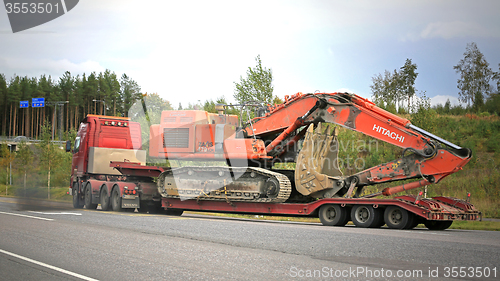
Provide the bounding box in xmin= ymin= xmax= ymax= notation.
xmin=0 ymin=197 xmax=499 ymax=281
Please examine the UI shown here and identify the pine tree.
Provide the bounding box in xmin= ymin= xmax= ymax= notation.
xmin=8 ymin=76 xmax=21 ymax=137
xmin=0 ymin=74 xmax=8 ymax=136
xmin=120 ymin=73 xmax=142 ymax=117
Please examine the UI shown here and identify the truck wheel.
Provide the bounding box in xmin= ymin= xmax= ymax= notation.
xmin=111 ymin=187 xmax=122 ymax=212
xmin=424 ymin=220 xmax=453 ymax=230
xmin=165 ymin=209 xmax=183 ymax=216
xmin=72 ymin=183 xmax=83 ymax=209
xmin=318 ymin=204 xmax=349 ymax=226
xmin=84 ymin=183 xmax=98 ymax=210
xmin=100 ymin=187 xmax=111 ymax=211
xmin=351 ymin=205 xmax=383 ymax=228
xmin=384 ymin=206 xmax=413 ymax=229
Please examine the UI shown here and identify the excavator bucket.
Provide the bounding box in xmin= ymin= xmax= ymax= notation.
xmin=295 ymin=123 xmax=344 ymax=198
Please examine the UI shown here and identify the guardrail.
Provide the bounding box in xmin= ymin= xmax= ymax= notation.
xmin=0 ymin=136 xmax=67 ymax=145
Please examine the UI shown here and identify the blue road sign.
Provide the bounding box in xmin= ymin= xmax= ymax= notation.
xmin=32 ymin=97 xmax=45 ymax=108
xmin=20 ymin=101 xmax=29 ymax=108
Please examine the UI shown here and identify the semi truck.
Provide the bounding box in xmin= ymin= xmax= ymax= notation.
xmin=68 ymin=92 xmax=480 ymax=230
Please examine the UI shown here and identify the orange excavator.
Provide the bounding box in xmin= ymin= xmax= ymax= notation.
xmin=72 ymin=91 xmax=476 ymax=229
xmin=149 ymin=92 xmax=471 ymax=204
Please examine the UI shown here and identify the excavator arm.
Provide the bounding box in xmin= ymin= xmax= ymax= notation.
xmin=244 ymin=92 xmax=471 ymax=199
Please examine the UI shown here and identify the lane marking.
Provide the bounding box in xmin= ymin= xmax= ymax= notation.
xmin=28 ymin=211 xmax=82 ymax=216
xmin=402 ymin=230 xmax=449 ymax=236
xmin=0 ymin=211 xmax=54 ymax=221
xmin=0 ymin=248 xmax=99 ymax=281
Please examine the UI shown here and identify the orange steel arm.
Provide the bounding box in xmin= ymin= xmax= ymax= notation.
xmin=247 ymin=92 xmax=431 ymax=155
xmin=245 ymin=92 xmax=471 ymax=197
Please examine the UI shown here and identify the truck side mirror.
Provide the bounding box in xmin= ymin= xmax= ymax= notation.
xmin=66 ymin=140 xmax=71 ymax=152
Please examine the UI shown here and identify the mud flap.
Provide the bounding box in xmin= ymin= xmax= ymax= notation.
xmin=122 ymin=195 xmax=140 ymax=209
xmin=295 ymin=123 xmax=344 ymax=198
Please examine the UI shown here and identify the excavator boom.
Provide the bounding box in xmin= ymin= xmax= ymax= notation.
xmin=244 ymin=92 xmax=471 ymax=199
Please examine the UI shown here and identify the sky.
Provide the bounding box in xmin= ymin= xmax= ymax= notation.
xmin=1 ymin=0 xmax=499 ymax=109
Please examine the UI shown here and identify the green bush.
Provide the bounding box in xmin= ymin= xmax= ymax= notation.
xmin=486 ymin=133 xmax=500 ymax=153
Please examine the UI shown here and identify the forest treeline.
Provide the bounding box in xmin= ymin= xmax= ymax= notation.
xmin=0 ymin=55 xmax=279 ymax=141
xmin=0 ymin=70 xmax=142 ymax=139
xmin=372 ymin=43 xmax=500 ymax=117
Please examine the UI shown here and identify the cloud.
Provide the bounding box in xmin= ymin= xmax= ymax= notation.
xmin=421 ymin=21 xmax=491 ymax=39
xmin=403 ymin=21 xmax=499 ymax=41
xmin=0 ymin=57 xmax=105 ymax=79
xmin=430 ymin=95 xmax=464 ymax=107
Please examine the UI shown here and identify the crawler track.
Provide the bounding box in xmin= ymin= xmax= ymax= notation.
xmin=157 ymin=166 xmax=291 ymax=203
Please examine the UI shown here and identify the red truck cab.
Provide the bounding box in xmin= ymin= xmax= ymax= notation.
xmin=69 ymin=115 xmax=158 ymax=211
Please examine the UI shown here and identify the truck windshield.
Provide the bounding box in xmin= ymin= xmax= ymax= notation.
xmin=74 ymin=137 xmax=81 ymax=153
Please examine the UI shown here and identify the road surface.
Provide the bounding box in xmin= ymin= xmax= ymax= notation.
xmin=0 ymin=197 xmax=498 ymax=280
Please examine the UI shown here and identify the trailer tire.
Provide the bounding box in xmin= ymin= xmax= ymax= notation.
xmin=384 ymin=206 xmax=413 ymax=229
xmin=100 ymin=187 xmax=111 ymax=211
xmin=318 ymin=204 xmax=349 ymax=226
xmin=84 ymin=183 xmax=98 ymax=210
xmin=111 ymin=187 xmax=122 ymax=212
xmin=424 ymin=220 xmax=453 ymax=230
xmin=72 ymin=182 xmax=83 ymax=209
xmin=351 ymin=205 xmax=383 ymax=228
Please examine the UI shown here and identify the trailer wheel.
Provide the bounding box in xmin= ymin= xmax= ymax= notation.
xmin=165 ymin=209 xmax=183 ymax=216
xmin=100 ymin=187 xmax=111 ymax=211
xmin=351 ymin=205 xmax=383 ymax=228
xmin=72 ymin=182 xmax=83 ymax=209
xmin=111 ymin=187 xmax=122 ymax=212
xmin=84 ymin=183 xmax=97 ymax=210
xmin=318 ymin=204 xmax=349 ymax=226
xmin=424 ymin=220 xmax=453 ymax=230
xmin=384 ymin=206 xmax=413 ymax=229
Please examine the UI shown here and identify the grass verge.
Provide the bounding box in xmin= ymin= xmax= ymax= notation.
xmin=447 ymin=220 xmax=500 ymax=231
xmin=0 ymin=184 xmax=72 ymax=201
